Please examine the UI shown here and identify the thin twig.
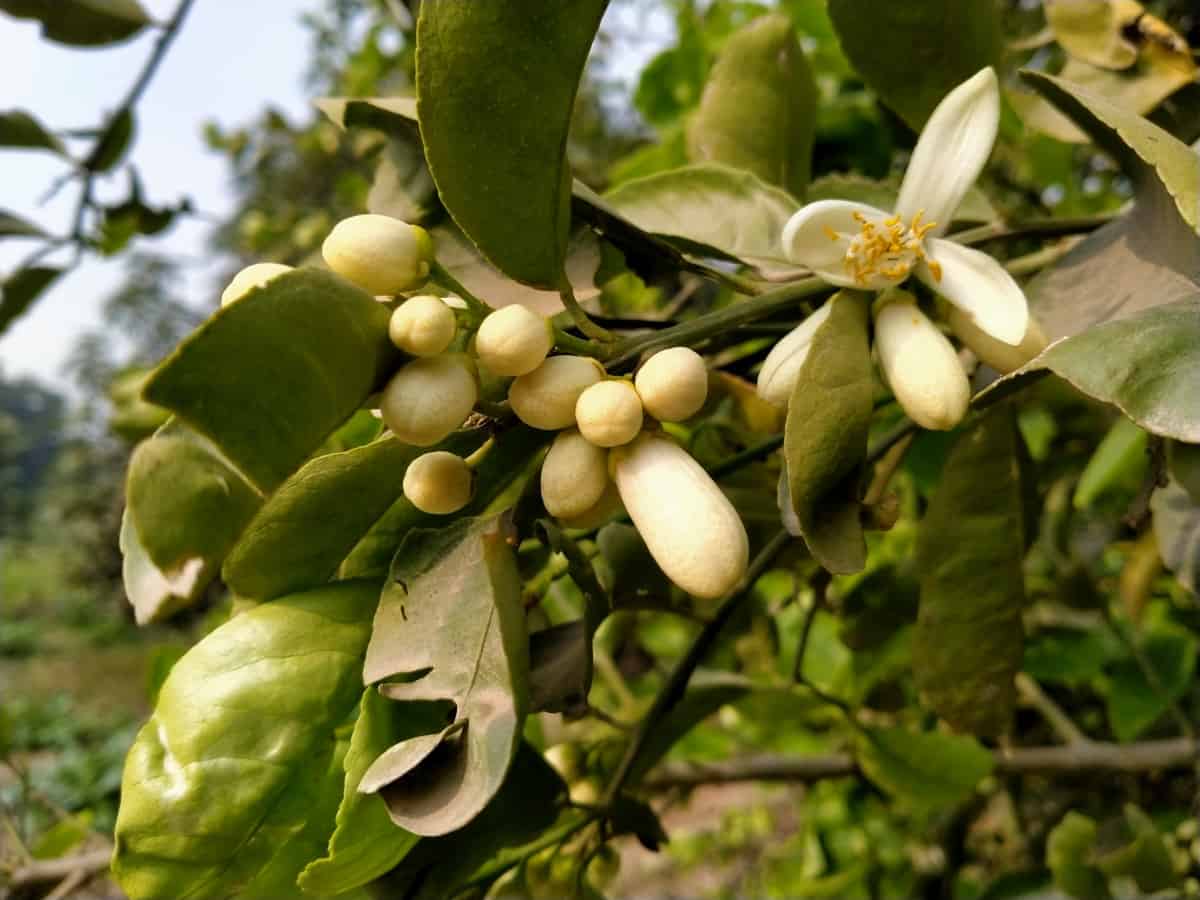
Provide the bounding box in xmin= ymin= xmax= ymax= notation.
xmin=950 ymin=214 xmax=1115 ymax=247
xmin=791 ymin=569 xmax=830 ymax=683
xmin=1016 ymin=673 xmax=1089 ymax=745
xmin=866 ymin=418 xmax=918 ymax=466
xmin=707 ymin=435 xmax=785 ymax=480
xmin=8 ymin=847 xmax=113 ymax=887
xmin=560 ymin=281 xmax=616 ymax=342
xmin=1124 ymin=435 xmax=1167 ymax=530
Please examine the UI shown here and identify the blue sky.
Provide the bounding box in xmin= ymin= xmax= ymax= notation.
xmin=0 ymin=0 xmax=318 ymax=390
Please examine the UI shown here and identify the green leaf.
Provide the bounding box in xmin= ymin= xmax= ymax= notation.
xmin=686 ymin=13 xmax=818 ymax=199
xmin=223 ymin=431 xmax=481 ymax=601
xmin=783 ymin=291 xmax=873 ymax=574
xmin=143 ymin=268 xmax=400 ymax=492
xmin=0 ymin=109 xmax=63 ymax=153
xmin=827 ymin=0 xmax=1002 ymax=131
xmin=1168 ymin=440 xmax=1200 ymax=501
xmin=0 ymin=208 xmax=47 ymax=238
xmin=298 ymin=690 xmax=445 ymax=897
xmin=1044 ymin=0 xmax=1137 ymax=70
xmin=594 ymin=522 xmax=672 ymax=610
xmin=85 ymin=107 xmax=134 ymax=173
xmin=1023 ymin=629 xmax=1121 ymax=686
xmin=359 ymin=516 xmax=529 ymax=835
xmin=856 ymin=726 xmax=993 ymax=811
xmin=1105 ymin=624 xmax=1197 ymax=740
xmin=1046 ymin=812 xmax=1112 ymax=900
xmin=0 ymin=0 xmax=150 ymax=45
xmin=1073 ymin=417 xmax=1148 ymax=510
xmin=1096 ymin=804 xmax=1180 ymax=893
xmin=607 ymin=123 xmax=690 ymax=187
xmin=1154 ymin=478 xmax=1200 ymax=594
xmin=633 ymin=16 xmax=709 ymax=127
xmin=368 ymin=137 xmax=438 ymax=226
xmin=628 ymin=676 xmax=752 ymax=782
xmin=603 ymin=164 xmax=801 ymax=277
xmin=915 ymin=406 xmax=1027 ymax=737
xmin=0 ymin=266 xmax=62 ymax=336
xmin=112 ymin=580 xmax=380 ymax=900
xmin=415 ymin=0 xmax=608 ymax=288
xmin=107 ymin=367 xmax=170 ymax=442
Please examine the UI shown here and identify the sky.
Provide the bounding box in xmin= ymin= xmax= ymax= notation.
xmin=0 ymin=0 xmax=319 ymax=391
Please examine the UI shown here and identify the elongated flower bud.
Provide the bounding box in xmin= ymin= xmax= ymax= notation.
xmin=509 ymin=356 xmax=605 ymax=430
xmin=220 ymin=263 xmax=292 ymax=306
xmin=575 ymin=380 xmax=643 ymax=448
xmin=875 ymin=295 xmax=969 ymax=431
xmin=322 ymin=214 xmax=433 ymax=295
xmin=947 ymin=306 xmax=1048 ymax=374
xmin=635 ymin=347 xmax=708 ymax=422
xmin=541 ymin=429 xmax=610 ymax=519
xmin=557 ymin=480 xmax=624 ymax=531
xmin=380 ymin=355 xmax=477 ymax=446
xmin=389 ymin=295 xmax=457 ymax=357
xmin=612 ymin=433 xmax=748 ymax=599
xmin=474 ymin=305 xmax=554 ymax=376
xmin=403 ymin=451 xmax=473 ymax=514
xmin=756 ymin=299 xmax=834 ymax=408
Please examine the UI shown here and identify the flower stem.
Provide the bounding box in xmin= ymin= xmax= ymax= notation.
xmin=560 ymin=282 xmax=616 ymax=343
xmin=428 ymin=260 xmax=490 ymax=324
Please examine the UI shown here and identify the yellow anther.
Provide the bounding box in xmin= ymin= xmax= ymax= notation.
xmin=927 ymin=259 xmax=943 ymax=282
xmin=823 ymin=225 xmax=841 ymax=242
xmin=852 ymin=211 xmax=869 ymax=224
xmin=911 ymin=209 xmax=925 ymax=231
xmin=884 ymin=214 xmax=901 ymax=227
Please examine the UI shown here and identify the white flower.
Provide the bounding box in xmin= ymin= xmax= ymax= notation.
xmin=781 ymin=68 xmax=1028 ymax=348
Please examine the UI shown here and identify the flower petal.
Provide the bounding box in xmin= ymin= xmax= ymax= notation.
xmin=782 ymin=199 xmax=891 ymax=286
xmin=756 ymin=298 xmax=835 ymax=408
xmin=874 ymin=294 xmax=970 ymax=431
xmin=920 ymin=238 xmax=1029 ymax=346
xmin=895 ymin=68 xmax=1000 ymax=235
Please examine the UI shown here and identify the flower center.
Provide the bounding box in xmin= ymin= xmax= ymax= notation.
xmin=827 ymin=211 xmax=941 ymax=287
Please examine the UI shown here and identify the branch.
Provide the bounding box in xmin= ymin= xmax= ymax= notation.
xmin=950 ymin=214 xmax=1116 ymax=246
xmin=646 ymin=738 xmax=1200 ymax=788
xmin=8 ymin=847 xmax=112 ymax=888
xmin=1016 ymin=673 xmax=1089 ymax=745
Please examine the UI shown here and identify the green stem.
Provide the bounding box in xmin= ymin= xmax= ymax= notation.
xmin=560 ymin=282 xmax=616 ymax=343
xmin=707 ymin=435 xmax=785 ymax=480
xmin=552 ymin=326 xmax=607 ymax=359
xmin=428 ymin=260 xmax=490 ymax=324
xmin=951 ymin=214 xmax=1115 ymax=247
xmin=1004 ymin=242 xmax=1078 ymax=278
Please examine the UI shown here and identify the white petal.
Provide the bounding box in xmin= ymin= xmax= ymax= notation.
xmin=947 ymin=307 xmax=1048 ymax=374
xmin=756 ymin=299 xmax=835 ymax=408
xmin=875 ymin=296 xmax=970 ymax=431
xmin=895 ymin=68 xmax=1000 ymax=235
xmin=782 ymin=199 xmax=891 ymax=285
xmin=919 ymin=238 xmax=1029 ymax=346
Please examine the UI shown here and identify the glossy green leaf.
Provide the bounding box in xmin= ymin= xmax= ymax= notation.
xmin=415 ymin=0 xmax=608 ymax=288
xmin=1095 ymin=804 xmax=1179 ymax=893
xmin=856 ymin=726 xmax=993 ymax=811
xmin=112 ymin=580 xmax=380 ymax=900
xmin=360 ymin=516 xmax=529 ymax=836
xmin=0 ymin=266 xmax=62 ymax=336
xmin=144 ymin=267 xmax=400 ymax=492
xmin=0 ymin=0 xmax=150 ymax=45
xmin=915 ymin=406 xmax=1027 ymax=737
xmin=0 ymin=208 xmax=46 ymax=238
xmin=595 ymin=522 xmax=672 ymax=610
xmin=603 ymin=164 xmax=801 ymax=277
xmin=1046 ymin=812 xmax=1111 ymax=900
xmin=827 ymin=0 xmax=1002 ymax=130
xmin=1023 ymin=629 xmax=1121 ymax=686
xmin=85 ymin=107 xmax=134 ymax=173
xmin=633 ymin=16 xmax=709 ymax=127
xmin=0 ymin=109 xmax=63 ymax=153
xmin=783 ymin=291 xmax=873 ymax=574
xmin=107 ymin=368 xmax=170 ymax=442
xmin=1073 ymin=417 xmax=1148 ymax=510
xmin=1105 ymin=623 xmax=1197 ymax=740
xmin=607 ymin=123 xmax=690 ymax=186
xmin=1155 ymin=479 xmax=1200 ymax=595
xmin=298 ymin=690 xmax=445 ymax=897
xmin=687 ymin=13 xmax=818 ymax=199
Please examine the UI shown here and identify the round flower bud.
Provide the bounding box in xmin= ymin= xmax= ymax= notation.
xmin=509 ymin=355 xmax=605 ymax=431
xmin=541 ymin=429 xmax=609 ymax=519
xmin=612 ymin=433 xmax=749 ymax=600
xmin=220 ymin=262 xmax=292 ymax=307
xmin=568 ymin=777 xmax=602 ymax=806
xmin=634 ymin=347 xmax=709 ymax=422
xmin=389 ymin=295 xmax=457 ymax=357
xmin=557 ymin=481 xmax=624 ymax=531
xmin=756 ymin=298 xmax=834 ymax=408
xmin=380 ymin=355 xmax=477 ymax=446
xmin=474 ymin=305 xmax=554 ymax=376
xmin=575 ymin=380 xmax=643 ymax=448
xmin=403 ymin=451 xmax=473 ymax=515
xmin=947 ymin=306 xmax=1048 ymax=375
xmin=322 ymin=213 xmax=433 ymax=295
xmin=875 ymin=295 xmax=970 ymax=431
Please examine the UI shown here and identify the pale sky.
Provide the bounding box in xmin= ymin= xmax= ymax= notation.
xmin=0 ymin=0 xmax=318 ymax=390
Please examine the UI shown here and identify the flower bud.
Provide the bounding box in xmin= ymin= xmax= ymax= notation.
xmin=220 ymin=262 xmax=292 ymax=306
xmin=541 ymin=429 xmax=610 ymax=519
xmin=388 ymin=295 xmax=457 ymax=357
xmin=474 ymin=305 xmax=554 ymax=376
xmin=875 ymin=295 xmax=970 ymax=431
xmin=756 ymin=299 xmax=834 ymax=408
xmin=380 ymin=355 xmax=477 ymax=446
xmin=557 ymin=480 xmax=624 ymax=531
xmin=543 ymin=743 xmax=583 ymax=781
xmin=322 ymin=214 xmax=433 ymax=295
xmin=575 ymin=380 xmax=643 ymax=448
xmin=635 ymin=347 xmax=708 ymax=422
xmin=947 ymin=307 xmax=1048 ymax=374
xmin=612 ymin=433 xmax=749 ymax=600
xmin=509 ymin=355 xmax=605 ymax=431
xmin=402 ymin=451 xmax=473 ymax=515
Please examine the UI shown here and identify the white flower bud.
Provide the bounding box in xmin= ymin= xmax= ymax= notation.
xmin=557 ymin=480 xmax=624 ymax=531
xmin=875 ymin=296 xmax=970 ymax=431
xmin=756 ymin=299 xmax=834 ymax=408
xmin=509 ymin=355 xmax=605 ymax=431
xmin=947 ymin=307 xmax=1048 ymax=374
xmin=541 ymin=429 xmax=610 ymax=519
xmin=380 ymin=355 xmax=477 ymax=446
xmin=474 ymin=305 xmax=554 ymax=376
xmin=389 ymin=295 xmax=457 ymax=357
xmin=612 ymin=433 xmax=749 ymax=600
xmin=220 ymin=263 xmax=292 ymax=307
xmin=322 ymin=214 xmax=433 ymax=295
xmin=403 ymin=451 xmax=473 ymax=515
xmin=575 ymin=380 xmax=643 ymax=448
xmin=634 ymin=347 xmax=708 ymax=422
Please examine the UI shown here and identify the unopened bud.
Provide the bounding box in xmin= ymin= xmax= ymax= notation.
xmin=474 ymin=305 xmax=554 ymax=376
xmin=947 ymin=307 xmax=1048 ymax=374
xmin=541 ymin=429 xmax=610 ymax=519
xmin=380 ymin=355 xmax=477 ymax=446
xmin=575 ymin=380 xmax=643 ymax=448
xmin=389 ymin=295 xmax=457 ymax=357
xmin=220 ymin=262 xmax=292 ymax=306
xmin=322 ymin=214 xmax=433 ymax=295
xmin=635 ymin=346 xmax=708 ymax=422
xmin=875 ymin=293 xmax=970 ymax=431
xmin=403 ymin=451 xmax=473 ymax=514
xmin=509 ymin=355 xmax=605 ymax=430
